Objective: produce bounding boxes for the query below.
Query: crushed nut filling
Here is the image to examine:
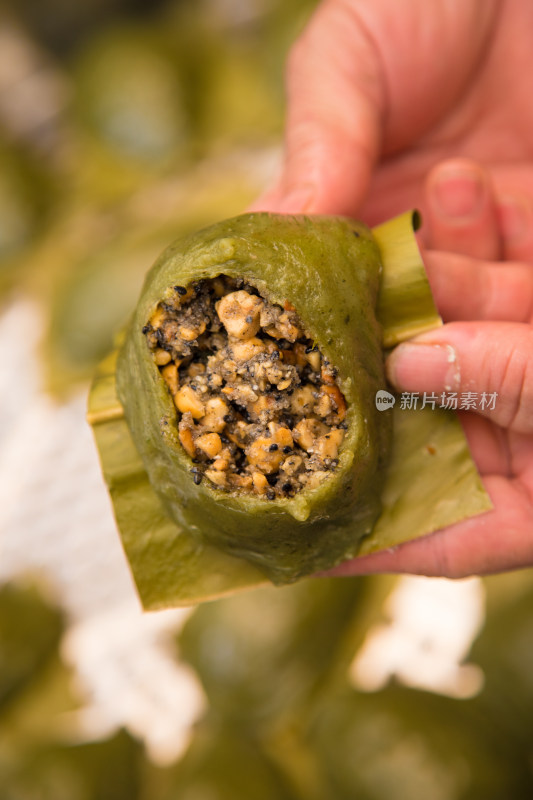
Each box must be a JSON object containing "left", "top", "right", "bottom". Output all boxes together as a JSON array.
[{"left": 143, "top": 276, "right": 347, "bottom": 498}]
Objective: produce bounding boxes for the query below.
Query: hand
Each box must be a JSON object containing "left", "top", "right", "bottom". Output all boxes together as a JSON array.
[
  {"left": 252, "top": 0, "right": 533, "bottom": 231},
  {"left": 252, "top": 0, "right": 533, "bottom": 577},
  {"left": 329, "top": 161, "right": 533, "bottom": 579}
]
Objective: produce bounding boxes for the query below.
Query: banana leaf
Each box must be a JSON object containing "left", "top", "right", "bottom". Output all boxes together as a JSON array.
[{"left": 88, "top": 211, "right": 491, "bottom": 608}]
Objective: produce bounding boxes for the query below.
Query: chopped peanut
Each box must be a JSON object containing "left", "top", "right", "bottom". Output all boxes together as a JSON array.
[
  {"left": 149, "top": 306, "right": 166, "bottom": 329},
  {"left": 252, "top": 471, "right": 268, "bottom": 494},
  {"left": 246, "top": 436, "right": 285, "bottom": 473},
  {"left": 178, "top": 427, "right": 196, "bottom": 459},
  {"left": 216, "top": 291, "right": 263, "bottom": 339},
  {"left": 180, "top": 320, "right": 206, "bottom": 341},
  {"left": 154, "top": 348, "right": 172, "bottom": 366},
  {"left": 227, "top": 421, "right": 249, "bottom": 448},
  {"left": 321, "top": 365, "right": 336, "bottom": 385},
  {"left": 291, "top": 385, "right": 315, "bottom": 415},
  {"left": 267, "top": 423, "right": 294, "bottom": 449},
  {"left": 161, "top": 363, "right": 179, "bottom": 396},
  {"left": 281, "top": 455, "right": 303, "bottom": 475},
  {"left": 315, "top": 428, "right": 345, "bottom": 460},
  {"left": 306, "top": 349, "right": 321, "bottom": 372},
  {"left": 212, "top": 448, "right": 231, "bottom": 471},
  {"left": 200, "top": 397, "right": 229, "bottom": 432},
  {"left": 230, "top": 337, "right": 265, "bottom": 361},
  {"left": 323, "top": 384, "right": 346, "bottom": 419},
  {"left": 223, "top": 384, "right": 258, "bottom": 407},
  {"left": 230, "top": 474, "right": 253, "bottom": 490},
  {"left": 252, "top": 395, "right": 275, "bottom": 416},
  {"left": 175, "top": 385, "right": 205, "bottom": 419},
  {"left": 196, "top": 432, "right": 222, "bottom": 459},
  {"left": 205, "top": 469, "right": 227, "bottom": 488},
  {"left": 293, "top": 418, "right": 328, "bottom": 451},
  {"left": 315, "top": 391, "right": 333, "bottom": 418}
]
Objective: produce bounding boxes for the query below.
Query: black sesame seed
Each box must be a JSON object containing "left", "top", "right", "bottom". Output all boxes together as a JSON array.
[
  {"left": 245, "top": 315, "right": 253, "bottom": 324},
  {"left": 142, "top": 325, "right": 150, "bottom": 334},
  {"left": 305, "top": 345, "right": 313, "bottom": 354},
  {"left": 282, "top": 482, "right": 292, "bottom": 493},
  {"left": 266, "top": 473, "right": 278, "bottom": 486},
  {"left": 190, "top": 468, "right": 203, "bottom": 485},
  {"left": 266, "top": 489, "right": 276, "bottom": 500},
  {"left": 175, "top": 285, "right": 187, "bottom": 295},
  {"left": 283, "top": 446, "right": 292, "bottom": 454},
  {"left": 269, "top": 443, "right": 279, "bottom": 451},
  {"left": 223, "top": 414, "right": 233, "bottom": 423}
]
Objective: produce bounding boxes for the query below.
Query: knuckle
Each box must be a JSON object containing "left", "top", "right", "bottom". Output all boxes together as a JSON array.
[
  {"left": 502, "top": 329, "right": 533, "bottom": 433},
  {"left": 430, "top": 536, "right": 467, "bottom": 580}
]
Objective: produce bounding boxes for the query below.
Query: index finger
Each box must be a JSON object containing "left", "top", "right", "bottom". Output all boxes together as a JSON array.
[{"left": 424, "top": 250, "right": 533, "bottom": 324}]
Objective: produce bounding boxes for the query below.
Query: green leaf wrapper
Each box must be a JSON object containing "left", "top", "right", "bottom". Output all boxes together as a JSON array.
[{"left": 88, "top": 211, "right": 492, "bottom": 608}]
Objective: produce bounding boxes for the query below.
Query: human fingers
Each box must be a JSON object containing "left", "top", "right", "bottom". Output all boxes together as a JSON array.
[
  {"left": 253, "top": 0, "right": 499, "bottom": 217},
  {"left": 386, "top": 321, "right": 533, "bottom": 434},
  {"left": 422, "top": 250, "right": 533, "bottom": 323},
  {"left": 424, "top": 159, "right": 501, "bottom": 260},
  {"left": 457, "top": 411, "right": 508, "bottom": 477},
  {"left": 324, "top": 471, "right": 533, "bottom": 579},
  {"left": 497, "top": 193, "right": 533, "bottom": 263},
  {"left": 471, "top": 164, "right": 533, "bottom": 263},
  {"left": 252, "top": 0, "right": 383, "bottom": 215}
]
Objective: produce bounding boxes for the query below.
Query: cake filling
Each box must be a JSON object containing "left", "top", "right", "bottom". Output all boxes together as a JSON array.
[{"left": 143, "top": 276, "right": 347, "bottom": 498}]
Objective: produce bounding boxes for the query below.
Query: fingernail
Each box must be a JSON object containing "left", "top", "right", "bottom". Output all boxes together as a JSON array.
[
  {"left": 430, "top": 165, "right": 485, "bottom": 220},
  {"left": 386, "top": 342, "right": 460, "bottom": 393},
  {"left": 278, "top": 184, "right": 316, "bottom": 213},
  {"left": 497, "top": 195, "right": 530, "bottom": 243}
]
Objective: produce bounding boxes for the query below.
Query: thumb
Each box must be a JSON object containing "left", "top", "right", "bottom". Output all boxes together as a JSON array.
[
  {"left": 254, "top": 0, "right": 383, "bottom": 216},
  {"left": 386, "top": 322, "right": 533, "bottom": 434}
]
